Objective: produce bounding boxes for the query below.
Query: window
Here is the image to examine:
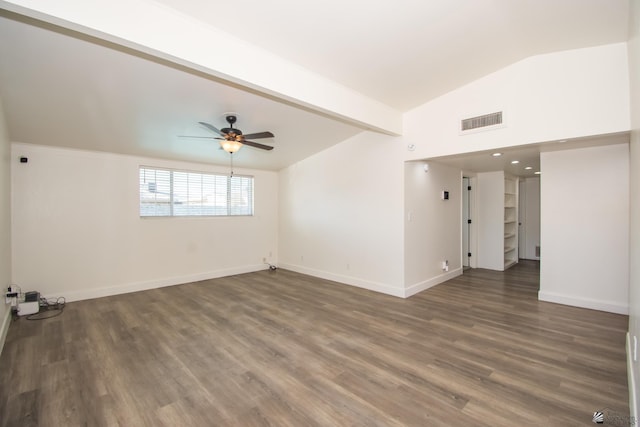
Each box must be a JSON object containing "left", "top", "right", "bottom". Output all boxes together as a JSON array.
[{"left": 139, "top": 167, "right": 254, "bottom": 217}]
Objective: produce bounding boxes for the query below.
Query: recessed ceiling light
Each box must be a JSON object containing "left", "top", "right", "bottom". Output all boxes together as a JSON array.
[
  {"left": 492, "top": 152, "right": 502, "bottom": 157},
  {"left": 558, "top": 139, "right": 567, "bottom": 143},
  {"left": 511, "top": 160, "right": 519, "bottom": 164},
  {"left": 525, "top": 166, "right": 533, "bottom": 170},
  {"left": 534, "top": 171, "right": 541, "bottom": 175}
]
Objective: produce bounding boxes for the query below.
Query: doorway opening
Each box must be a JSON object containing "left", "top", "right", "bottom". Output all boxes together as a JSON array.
[{"left": 518, "top": 177, "right": 541, "bottom": 262}]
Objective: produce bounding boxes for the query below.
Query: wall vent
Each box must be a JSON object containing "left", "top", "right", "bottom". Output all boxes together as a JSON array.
[{"left": 461, "top": 111, "right": 503, "bottom": 132}]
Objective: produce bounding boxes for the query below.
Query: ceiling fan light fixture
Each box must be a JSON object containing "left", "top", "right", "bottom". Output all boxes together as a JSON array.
[{"left": 220, "top": 140, "right": 242, "bottom": 153}]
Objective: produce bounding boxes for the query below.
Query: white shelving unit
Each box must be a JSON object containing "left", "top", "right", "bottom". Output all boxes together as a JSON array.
[
  {"left": 503, "top": 175, "right": 518, "bottom": 269},
  {"left": 477, "top": 171, "right": 519, "bottom": 271}
]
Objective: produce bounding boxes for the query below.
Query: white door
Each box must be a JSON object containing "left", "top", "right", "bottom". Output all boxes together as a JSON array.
[
  {"left": 519, "top": 177, "right": 541, "bottom": 260},
  {"left": 518, "top": 181, "right": 526, "bottom": 258}
]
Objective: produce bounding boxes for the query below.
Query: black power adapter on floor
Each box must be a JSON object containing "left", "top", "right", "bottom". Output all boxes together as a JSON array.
[{"left": 25, "top": 291, "right": 39, "bottom": 302}]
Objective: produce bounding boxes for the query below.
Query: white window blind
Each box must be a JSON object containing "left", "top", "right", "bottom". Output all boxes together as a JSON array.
[{"left": 139, "top": 167, "right": 253, "bottom": 217}]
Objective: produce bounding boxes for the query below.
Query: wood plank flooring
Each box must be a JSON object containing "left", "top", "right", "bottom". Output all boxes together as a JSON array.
[{"left": 0, "top": 261, "right": 629, "bottom": 426}]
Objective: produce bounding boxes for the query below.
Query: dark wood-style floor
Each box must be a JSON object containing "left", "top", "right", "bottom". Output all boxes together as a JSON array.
[{"left": 0, "top": 261, "right": 629, "bottom": 426}]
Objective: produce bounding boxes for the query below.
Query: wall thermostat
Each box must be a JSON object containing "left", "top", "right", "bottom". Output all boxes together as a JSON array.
[{"left": 441, "top": 190, "right": 449, "bottom": 200}]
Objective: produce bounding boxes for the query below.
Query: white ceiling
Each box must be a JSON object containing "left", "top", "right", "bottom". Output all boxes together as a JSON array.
[
  {"left": 0, "top": 0, "right": 631, "bottom": 171},
  {"left": 426, "top": 132, "right": 630, "bottom": 178}
]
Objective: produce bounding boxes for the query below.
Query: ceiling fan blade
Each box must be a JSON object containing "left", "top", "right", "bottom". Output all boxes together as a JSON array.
[
  {"left": 241, "top": 131, "right": 274, "bottom": 140},
  {"left": 198, "top": 121, "right": 225, "bottom": 136},
  {"left": 178, "top": 135, "right": 217, "bottom": 139},
  {"left": 178, "top": 135, "right": 226, "bottom": 141},
  {"left": 242, "top": 140, "right": 274, "bottom": 151}
]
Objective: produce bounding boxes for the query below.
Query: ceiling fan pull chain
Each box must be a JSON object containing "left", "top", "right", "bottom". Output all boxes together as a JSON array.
[{"left": 230, "top": 152, "right": 234, "bottom": 177}]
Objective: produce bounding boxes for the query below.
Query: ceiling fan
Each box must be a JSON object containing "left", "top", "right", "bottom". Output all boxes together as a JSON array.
[{"left": 196, "top": 114, "right": 274, "bottom": 153}]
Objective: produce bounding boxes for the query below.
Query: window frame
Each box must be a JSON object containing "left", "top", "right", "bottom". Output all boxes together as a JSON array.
[{"left": 139, "top": 166, "right": 254, "bottom": 218}]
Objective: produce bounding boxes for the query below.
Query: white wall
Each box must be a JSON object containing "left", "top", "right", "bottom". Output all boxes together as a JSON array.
[
  {"left": 476, "top": 171, "right": 506, "bottom": 271},
  {"left": 276, "top": 44, "right": 632, "bottom": 302},
  {"left": 278, "top": 131, "right": 405, "bottom": 297},
  {"left": 0, "top": 98, "right": 11, "bottom": 353},
  {"left": 539, "top": 143, "right": 629, "bottom": 314},
  {"left": 11, "top": 143, "right": 278, "bottom": 301},
  {"left": 627, "top": 0, "right": 640, "bottom": 419},
  {"left": 403, "top": 43, "right": 630, "bottom": 160},
  {"left": 520, "top": 177, "right": 541, "bottom": 260},
  {"left": 404, "top": 161, "right": 461, "bottom": 296}
]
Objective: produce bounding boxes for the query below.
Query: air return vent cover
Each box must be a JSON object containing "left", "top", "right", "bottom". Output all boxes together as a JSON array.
[{"left": 461, "top": 111, "right": 503, "bottom": 132}]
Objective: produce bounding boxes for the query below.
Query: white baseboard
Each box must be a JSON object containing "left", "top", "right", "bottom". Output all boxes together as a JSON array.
[
  {"left": 278, "top": 263, "right": 405, "bottom": 298},
  {"left": 44, "top": 264, "right": 269, "bottom": 303},
  {"left": 405, "top": 268, "right": 462, "bottom": 298},
  {"left": 538, "top": 290, "right": 629, "bottom": 315},
  {"left": 277, "top": 264, "right": 462, "bottom": 299},
  {"left": 38, "top": 262, "right": 458, "bottom": 306},
  {"left": 627, "top": 332, "right": 639, "bottom": 426},
  {"left": 0, "top": 307, "right": 11, "bottom": 357}
]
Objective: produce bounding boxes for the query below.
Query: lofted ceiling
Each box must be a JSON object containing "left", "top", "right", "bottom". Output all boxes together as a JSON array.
[
  {"left": 155, "top": 0, "right": 630, "bottom": 111},
  {"left": 0, "top": 11, "right": 363, "bottom": 171},
  {"left": 0, "top": 0, "right": 631, "bottom": 171}
]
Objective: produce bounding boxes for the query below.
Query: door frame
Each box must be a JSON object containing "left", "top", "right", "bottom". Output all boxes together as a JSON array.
[{"left": 462, "top": 173, "right": 478, "bottom": 269}]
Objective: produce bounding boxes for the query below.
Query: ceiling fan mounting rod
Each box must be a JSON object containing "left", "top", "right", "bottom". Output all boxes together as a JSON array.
[{"left": 226, "top": 115, "right": 237, "bottom": 128}]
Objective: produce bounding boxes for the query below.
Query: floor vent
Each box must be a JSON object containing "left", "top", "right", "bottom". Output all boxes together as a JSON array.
[{"left": 461, "top": 111, "right": 503, "bottom": 132}]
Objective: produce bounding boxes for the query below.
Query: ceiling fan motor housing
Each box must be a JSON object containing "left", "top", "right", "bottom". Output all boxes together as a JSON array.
[{"left": 221, "top": 127, "right": 242, "bottom": 136}]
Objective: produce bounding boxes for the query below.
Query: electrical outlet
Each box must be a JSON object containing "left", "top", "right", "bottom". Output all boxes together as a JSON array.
[
  {"left": 262, "top": 257, "right": 267, "bottom": 263},
  {"left": 5, "top": 290, "right": 18, "bottom": 304},
  {"left": 6, "top": 285, "right": 21, "bottom": 305}
]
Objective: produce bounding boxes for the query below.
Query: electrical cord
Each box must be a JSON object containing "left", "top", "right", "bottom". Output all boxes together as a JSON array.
[{"left": 26, "top": 297, "right": 66, "bottom": 320}]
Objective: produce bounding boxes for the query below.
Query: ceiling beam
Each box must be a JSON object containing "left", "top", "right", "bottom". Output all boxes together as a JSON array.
[{"left": 0, "top": 0, "right": 403, "bottom": 135}]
